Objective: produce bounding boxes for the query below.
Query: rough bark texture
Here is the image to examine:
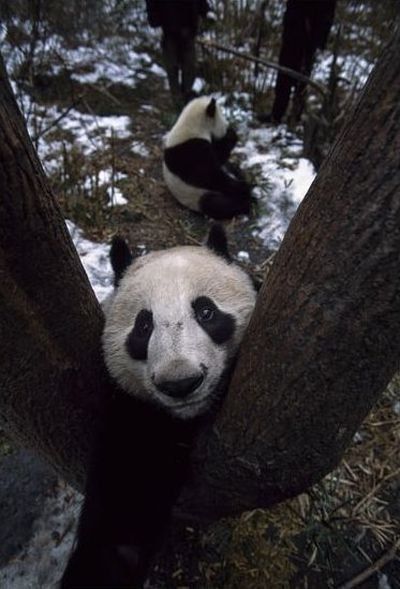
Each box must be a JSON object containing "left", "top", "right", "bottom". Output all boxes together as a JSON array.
[
  {"left": 0, "top": 55, "right": 115, "bottom": 486},
  {"left": 1, "top": 25, "right": 400, "bottom": 522},
  {"left": 177, "top": 25, "right": 400, "bottom": 519}
]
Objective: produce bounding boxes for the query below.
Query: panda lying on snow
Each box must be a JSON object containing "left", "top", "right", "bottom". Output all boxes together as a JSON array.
[
  {"left": 163, "top": 96, "right": 252, "bottom": 220},
  {"left": 61, "top": 225, "right": 256, "bottom": 588}
]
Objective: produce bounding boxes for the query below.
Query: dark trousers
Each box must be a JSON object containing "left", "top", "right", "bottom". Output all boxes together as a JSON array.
[
  {"left": 270, "top": 0, "right": 336, "bottom": 123},
  {"left": 272, "top": 38, "right": 317, "bottom": 122},
  {"left": 161, "top": 27, "right": 196, "bottom": 107}
]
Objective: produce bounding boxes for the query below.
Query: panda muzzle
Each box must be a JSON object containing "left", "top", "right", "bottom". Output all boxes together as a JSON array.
[{"left": 155, "top": 374, "right": 204, "bottom": 398}]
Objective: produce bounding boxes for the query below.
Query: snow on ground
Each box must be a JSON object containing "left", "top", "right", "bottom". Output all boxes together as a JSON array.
[
  {"left": 27, "top": 103, "right": 134, "bottom": 203},
  {"left": 57, "top": 110, "right": 131, "bottom": 154},
  {"left": 106, "top": 185, "right": 128, "bottom": 207},
  {"left": 379, "top": 573, "right": 393, "bottom": 589},
  {"left": 314, "top": 51, "right": 374, "bottom": 91},
  {"left": 2, "top": 20, "right": 160, "bottom": 203},
  {"left": 237, "top": 125, "right": 316, "bottom": 250},
  {"left": 66, "top": 220, "right": 113, "bottom": 302},
  {"left": 67, "top": 41, "right": 153, "bottom": 85},
  {"left": 2, "top": 14, "right": 319, "bottom": 253},
  {"left": 0, "top": 483, "right": 81, "bottom": 589},
  {"left": 132, "top": 140, "right": 150, "bottom": 157},
  {"left": 81, "top": 169, "right": 129, "bottom": 207},
  {"left": 219, "top": 92, "right": 316, "bottom": 251}
]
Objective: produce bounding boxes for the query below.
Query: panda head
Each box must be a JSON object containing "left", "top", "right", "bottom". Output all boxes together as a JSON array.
[
  {"left": 102, "top": 226, "right": 256, "bottom": 419},
  {"left": 165, "top": 96, "right": 229, "bottom": 146}
]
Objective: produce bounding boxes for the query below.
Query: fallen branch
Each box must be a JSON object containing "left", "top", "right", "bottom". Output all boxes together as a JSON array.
[
  {"left": 197, "top": 38, "right": 327, "bottom": 97},
  {"left": 336, "top": 538, "right": 400, "bottom": 589}
]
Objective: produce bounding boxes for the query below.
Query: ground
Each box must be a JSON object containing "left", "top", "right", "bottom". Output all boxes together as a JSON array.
[{"left": 0, "top": 2, "right": 399, "bottom": 588}]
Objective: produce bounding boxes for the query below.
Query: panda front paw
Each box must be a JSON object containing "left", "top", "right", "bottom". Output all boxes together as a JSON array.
[
  {"left": 228, "top": 183, "right": 251, "bottom": 202},
  {"left": 224, "top": 126, "right": 238, "bottom": 150}
]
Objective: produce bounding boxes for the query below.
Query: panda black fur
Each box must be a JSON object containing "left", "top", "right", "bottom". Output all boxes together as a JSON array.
[
  {"left": 163, "top": 96, "right": 252, "bottom": 220},
  {"left": 61, "top": 225, "right": 256, "bottom": 588}
]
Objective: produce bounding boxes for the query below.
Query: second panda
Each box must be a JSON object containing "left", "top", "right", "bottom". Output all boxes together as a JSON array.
[{"left": 163, "top": 96, "right": 252, "bottom": 220}]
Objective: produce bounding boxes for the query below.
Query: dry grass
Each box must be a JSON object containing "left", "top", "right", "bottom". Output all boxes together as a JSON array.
[{"left": 191, "top": 375, "right": 400, "bottom": 588}]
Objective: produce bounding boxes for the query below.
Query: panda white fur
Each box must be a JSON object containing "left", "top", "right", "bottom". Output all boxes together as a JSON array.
[
  {"left": 61, "top": 225, "right": 256, "bottom": 589},
  {"left": 163, "top": 96, "right": 252, "bottom": 220}
]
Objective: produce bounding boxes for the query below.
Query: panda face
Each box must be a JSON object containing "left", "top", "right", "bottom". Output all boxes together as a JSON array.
[{"left": 102, "top": 246, "right": 256, "bottom": 419}]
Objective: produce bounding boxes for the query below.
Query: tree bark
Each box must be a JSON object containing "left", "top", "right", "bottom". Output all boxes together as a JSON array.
[
  {"left": 177, "top": 24, "right": 400, "bottom": 520},
  {"left": 0, "top": 55, "right": 115, "bottom": 487},
  {"left": 1, "top": 24, "right": 400, "bottom": 522}
]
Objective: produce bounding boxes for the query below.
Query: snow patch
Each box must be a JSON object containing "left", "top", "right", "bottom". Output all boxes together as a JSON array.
[
  {"left": 0, "top": 483, "right": 82, "bottom": 589},
  {"left": 59, "top": 111, "right": 131, "bottom": 155},
  {"left": 106, "top": 186, "right": 128, "bottom": 207},
  {"left": 237, "top": 126, "right": 316, "bottom": 250},
  {"left": 66, "top": 220, "right": 113, "bottom": 302},
  {"left": 379, "top": 573, "right": 392, "bottom": 589},
  {"left": 132, "top": 141, "right": 150, "bottom": 157},
  {"left": 193, "top": 77, "right": 205, "bottom": 93},
  {"left": 237, "top": 251, "right": 250, "bottom": 262},
  {"left": 149, "top": 62, "right": 166, "bottom": 77}
]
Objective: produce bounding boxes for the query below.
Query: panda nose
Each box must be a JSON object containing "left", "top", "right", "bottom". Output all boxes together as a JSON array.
[{"left": 156, "top": 374, "right": 204, "bottom": 398}]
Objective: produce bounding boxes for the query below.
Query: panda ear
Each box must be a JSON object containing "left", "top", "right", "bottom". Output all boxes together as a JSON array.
[
  {"left": 206, "top": 97, "right": 216, "bottom": 118},
  {"left": 110, "top": 236, "right": 133, "bottom": 287},
  {"left": 206, "top": 224, "right": 231, "bottom": 261}
]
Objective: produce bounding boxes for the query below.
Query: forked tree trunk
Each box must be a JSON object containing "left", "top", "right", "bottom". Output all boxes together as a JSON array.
[{"left": 1, "top": 25, "right": 400, "bottom": 522}]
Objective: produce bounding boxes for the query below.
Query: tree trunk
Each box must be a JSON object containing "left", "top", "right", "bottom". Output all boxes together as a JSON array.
[
  {"left": 178, "top": 24, "right": 400, "bottom": 520},
  {"left": 0, "top": 55, "right": 116, "bottom": 487},
  {"left": 1, "top": 25, "right": 400, "bottom": 522}
]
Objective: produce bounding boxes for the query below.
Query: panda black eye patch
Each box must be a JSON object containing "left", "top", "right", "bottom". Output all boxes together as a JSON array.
[
  {"left": 192, "top": 296, "right": 235, "bottom": 345},
  {"left": 125, "top": 309, "right": 153, "bottom": 361}
]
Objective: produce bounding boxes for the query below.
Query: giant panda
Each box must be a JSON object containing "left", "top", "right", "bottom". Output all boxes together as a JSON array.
[
  {"left": 163, "top": 96, "right": 252, "bottom": 220},
  {"left": 61, "top": 225, "right": 256, "bottom": 588}
]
